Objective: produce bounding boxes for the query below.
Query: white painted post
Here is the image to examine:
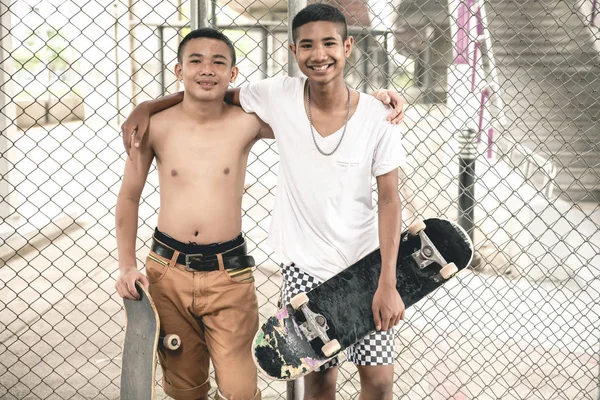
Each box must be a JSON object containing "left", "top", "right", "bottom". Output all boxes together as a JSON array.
[
  {"left": 0, "top": 2, "right": 17, "bottom": 220},
  {"left": 287, "top": 3, "right": 307, "bottom": 396},
  {"left": 191, "top": 0, "right": 211, "bottom": 29}
]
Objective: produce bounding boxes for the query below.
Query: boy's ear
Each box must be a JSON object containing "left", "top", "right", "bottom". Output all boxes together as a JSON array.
[
  {"left": 344, "top": 36, "right": 354, "bottom": 58},
  {"left": 175, "top": 63, "right": 183, "bottom": 82},
  {"left": 230, "top": 65, "right": 239, "bottom": 83},
  {"left": 289, "top": 43, "right": 298, "bottom": 61}
]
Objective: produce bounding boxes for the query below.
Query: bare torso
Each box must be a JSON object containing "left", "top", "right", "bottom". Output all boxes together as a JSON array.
[{"left": 148, "top": 103, "right": 261, "bottom": 244}]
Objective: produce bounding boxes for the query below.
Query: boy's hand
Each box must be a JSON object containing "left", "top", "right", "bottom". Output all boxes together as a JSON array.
[
  {"left": 372, "top": 284, "right": 405, "bottom": 331},
  {"left": 372, "top": 89, "right": 406, "bottom": 125},
  {"left": 115, "top": 267, "right": 150, "bottom": 300},
  {"left": 121, "top": 103, "right": 151, "bottom": 160}
]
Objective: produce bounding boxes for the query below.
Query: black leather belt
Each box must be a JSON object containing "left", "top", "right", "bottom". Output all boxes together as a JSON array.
[{"left": 151, "top": 239, "right": 255, "bottom": 271}]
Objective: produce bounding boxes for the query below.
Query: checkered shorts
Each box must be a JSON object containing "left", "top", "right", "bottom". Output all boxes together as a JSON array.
[{"left": 280, "top": 263, "right": 396, "bottom": 370}]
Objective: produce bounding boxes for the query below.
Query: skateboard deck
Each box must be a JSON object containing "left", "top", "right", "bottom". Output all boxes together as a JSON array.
[
  {"left": 253, "top": 218, "right": 473, "bottom": 380},
  {"left": 120, "top": 282, "right": 180, "bottom": 399}
]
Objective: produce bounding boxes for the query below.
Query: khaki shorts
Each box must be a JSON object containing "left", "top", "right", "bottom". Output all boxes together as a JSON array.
[{"left": 145, "top": 243, "right": 260, "bottom": 400}]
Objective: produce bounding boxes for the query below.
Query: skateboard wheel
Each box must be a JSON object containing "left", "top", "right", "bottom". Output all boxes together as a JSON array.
[
  {"left": 163, "top": 334, "right": 181, "bottom": 350},
  {"left": 290, "top": 292, "right": 309, "bottom": 310},
  {"left": 440, "top": 263, "right": 458, "bottom": 279},
  {"left": 322, "top": 339, "right": 341, "bottom": 357},
  {"left": 407, "top": 220, "right": 426, "bottom": 236}
]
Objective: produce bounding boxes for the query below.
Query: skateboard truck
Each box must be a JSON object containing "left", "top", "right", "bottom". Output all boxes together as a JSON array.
[
  {"left": 290, "top": 293, "right": 342, "bottom": 357},
  {"left": 407, "top": 220, "right": 458, "bottom": 279}
]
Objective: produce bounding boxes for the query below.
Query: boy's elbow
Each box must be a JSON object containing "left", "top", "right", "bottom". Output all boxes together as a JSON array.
[{"left": 116, "top": 190, "right": 142, "bottom": 209}]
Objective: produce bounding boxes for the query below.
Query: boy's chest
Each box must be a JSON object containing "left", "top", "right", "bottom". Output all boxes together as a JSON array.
[
  {"left": 152, "top": 125, "right": 251, "bottom": 167},
  {"left": 306, "top": 108, "right": 352, "bottom": 138},
  {"left": 275, "top": 106, "right": 374, "bottom": 159}
]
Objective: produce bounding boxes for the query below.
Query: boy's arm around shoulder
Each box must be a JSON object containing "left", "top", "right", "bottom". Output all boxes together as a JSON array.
[
  {"left": 369, "top": 88, "right": 406, "bottom": 125},
  {"left": 122, "top": 92, "right": 184, "bottom": 158},
  {"left": 114, "top": 123, "right": 156, "bottom": 300},
  {"left": 229, "top": 104, "right": 274, "bottom": 141}
]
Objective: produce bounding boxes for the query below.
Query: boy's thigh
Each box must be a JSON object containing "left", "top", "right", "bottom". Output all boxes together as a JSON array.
[
  {"left": 203, "top": 270, "right": 260, "bottom": 398},
  {"left": 147, "top": 255, "right": 212, "bottom": 399},
  {"left": 156, "top": 323, "right": 211, "bottom": 400}
]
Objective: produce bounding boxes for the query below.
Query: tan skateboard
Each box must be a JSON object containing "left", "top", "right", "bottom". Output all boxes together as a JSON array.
[{"left": 120, "top": 282, "right": 180, "bottom": 399}]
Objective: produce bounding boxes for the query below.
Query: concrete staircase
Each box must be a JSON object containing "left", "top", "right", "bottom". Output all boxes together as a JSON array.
[
  {"left": 394, "top": 0, "right": 600, "bottom": 202},
  {"left": 487, "top": 0, "right": 600, "bottom": 202}
]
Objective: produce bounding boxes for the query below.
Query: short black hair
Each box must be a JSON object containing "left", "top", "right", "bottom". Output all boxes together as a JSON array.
[
  {"left": 177, "top": 28, "right": 236, "bottom": 66},
  {"left": 291, "top": 4, "right": 348, "bottom": 43}
]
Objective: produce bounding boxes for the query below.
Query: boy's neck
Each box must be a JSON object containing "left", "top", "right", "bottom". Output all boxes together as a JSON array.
[
  {"left": 306, "top": 77, "right": 349, "bottom": 111},
  {"left": 181, "top": 96, "right": 226, "bottom": 122}
]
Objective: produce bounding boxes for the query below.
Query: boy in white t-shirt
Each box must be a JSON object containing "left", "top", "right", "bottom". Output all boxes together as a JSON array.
[
  {"left": 236, "top": 5, "right": 405, "bottom": 398},
  {"left": 121, "top": 5, "right": 405, "bottom": 397}
]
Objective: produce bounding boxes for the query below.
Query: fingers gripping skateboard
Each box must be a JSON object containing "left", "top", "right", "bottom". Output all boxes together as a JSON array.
[
  {"left": 407, "top": 220, "right": 459, "bottom": 279},
  {"left": 290, "top": 293, "right": 341, "bottom": 358}
]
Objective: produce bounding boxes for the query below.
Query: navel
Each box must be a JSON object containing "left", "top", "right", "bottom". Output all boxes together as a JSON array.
[
  {"left": 194, "top": 231, "right": 199, "bottom": 236},
  {"left": 223, "top": 167, "right": 230, "bottom": 175},
  {"left": 171, "top": 169, "right": 178, "bottom": 177}
]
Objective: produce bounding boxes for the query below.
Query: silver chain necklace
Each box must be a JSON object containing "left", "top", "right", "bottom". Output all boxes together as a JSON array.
[{"left": 307, "top": 84, "right": 351, "bottom": 156}]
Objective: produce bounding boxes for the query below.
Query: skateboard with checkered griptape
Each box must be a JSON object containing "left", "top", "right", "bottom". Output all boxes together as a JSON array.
[
  {"left": 252, "top": 218, "right": 474, "bottom": 381},
  {"left": 120, "top": 282, "right": 181, "bottom": 399}
]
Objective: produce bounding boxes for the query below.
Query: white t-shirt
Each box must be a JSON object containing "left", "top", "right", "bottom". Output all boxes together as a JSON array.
[{"left": 240, "top": 76, "right": 405, "bottom": 281}]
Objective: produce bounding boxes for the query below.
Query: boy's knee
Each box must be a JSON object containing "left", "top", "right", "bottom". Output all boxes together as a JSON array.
[
  {"left": 305, "top": 373, "right": 337, "bottom": 400},
  {"left": 215, "top": 388, "right": 260, "bottom": 400},
  {"left": 358, "top": 365, "right": 394, "bottom": 398},
  {"left": 362, "top": 374, "right": 393, "bottom": 398},
  {"left": 306, "top": 384, "right": 336, "bottom": 400}
]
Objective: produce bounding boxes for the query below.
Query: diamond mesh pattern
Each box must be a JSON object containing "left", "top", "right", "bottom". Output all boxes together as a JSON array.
[{"left": 1, "top": 0, "right": 599, "bottom": 398}]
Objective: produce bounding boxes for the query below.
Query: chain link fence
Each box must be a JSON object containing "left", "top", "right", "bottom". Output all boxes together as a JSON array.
[{"left": 1, "top": 0, "right": 599, "bottom": 398}]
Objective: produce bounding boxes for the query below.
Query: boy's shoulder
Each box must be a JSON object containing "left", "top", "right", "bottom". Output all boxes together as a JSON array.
[
  {"left": 358, "top": 92, "right": 393, "bottom": 119},
  {"left": 253, "top": 74, "right": 303, "bottom": 91},
  {"left": 357, "top": 92, "right": 396, "bottom": 129},
  {"left": 151, "top": 104, "right": 179, "bottom": 122},
  {"left": 224, "top": 102, "right": 261, "bottom": 122},
  {"left": 148, "top": 105, "right": 179, "bottom": 132}
]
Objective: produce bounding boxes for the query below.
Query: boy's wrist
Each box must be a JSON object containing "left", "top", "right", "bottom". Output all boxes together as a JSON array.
[
  {"left": 139, "top": 100, "right": 153, "bottom": 114},
  {"left": 119, "top": 264, "right": 138, "bottom": 273},
  {"left": 378, "top": 271, "right": 396, "bottom": 287}
]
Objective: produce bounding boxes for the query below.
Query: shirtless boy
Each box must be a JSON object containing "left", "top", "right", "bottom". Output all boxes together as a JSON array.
[{"left": 114, "top": 28, "right": 272, "bottom": 400}]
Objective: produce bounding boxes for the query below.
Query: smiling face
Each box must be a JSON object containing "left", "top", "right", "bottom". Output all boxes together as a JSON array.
[
  {"left": 290, "top": 21, "right": 353, "bottom": 86},
  {"left": 175, "top": 37, "right": 238, "bottom": 102}
]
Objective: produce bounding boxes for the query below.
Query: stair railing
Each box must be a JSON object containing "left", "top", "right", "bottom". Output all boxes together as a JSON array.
[{"left": 469, "top": 0, "right": 557, "bottom": 198}]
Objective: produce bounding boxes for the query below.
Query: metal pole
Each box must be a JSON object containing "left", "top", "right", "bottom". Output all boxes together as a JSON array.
[
  {"left": 287, "top": 2, "right": 307, "bottom": 396},
  {"left": 261, "top": 26, "right": 269, "bottom": 79},
  {"left": 158, "top": 26, "right": 165, "bottom": 95},
  {"left": 383, "top": 32, "right": 391, "bottom": 89},
  {"left": 361, "top": 35, "right": 370, "bottom": 92},
  {"left": 458, "top": 128, "right": 477, "bottom": 240},
  {"left": 0, "top": 0, "right": 15, "bottom": 219},
  {"left": 423, "top": 25, "right": 435, "bottom": 104},
  {"left": 190, "top": 0, "right": 211, "bottom": 29},
  {"left": 211, "top": 0, "right": 217, "bottom": 25},
  {"left": 287, "top": 0, "right": 306, "bottom": 78}
]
